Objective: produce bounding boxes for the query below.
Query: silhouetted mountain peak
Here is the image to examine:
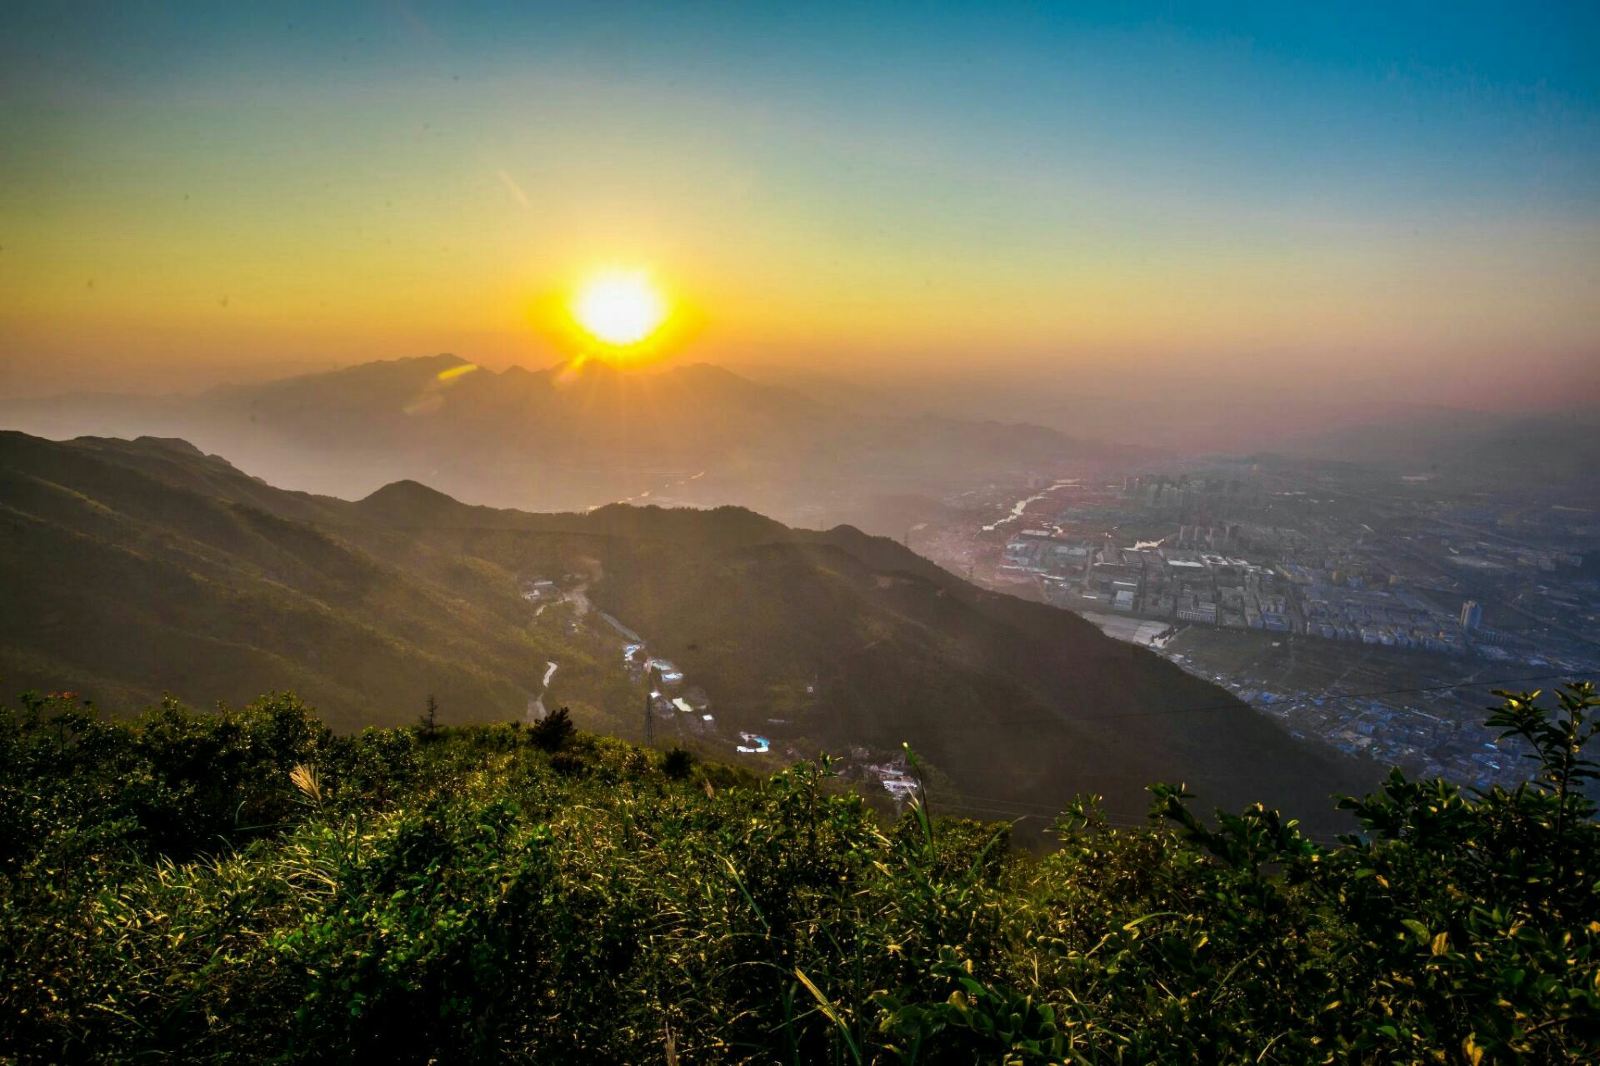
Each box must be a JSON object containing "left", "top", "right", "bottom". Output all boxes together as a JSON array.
[
  {"left": 584, "top": 501, "right": 790, "bottom": 545},
  {"left": 215, "top": 353, "right": 476, "bottom": 408},
  {"left": 129, "top": 435, "right": 208, "bottom": 458},
  {"left": 0, "top": 354, "right": 1124, "bottom": 518},
  {"left": 358, "top": 478, "right": 465, "bottom": 514}
]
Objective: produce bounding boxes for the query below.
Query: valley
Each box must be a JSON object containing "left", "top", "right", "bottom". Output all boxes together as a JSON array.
[
  {"left": 906, "top": 455, "right": 1600, "bottom": 794},
  {"left": 0, "top": 430, "right": 1373, "bottom": 832}
]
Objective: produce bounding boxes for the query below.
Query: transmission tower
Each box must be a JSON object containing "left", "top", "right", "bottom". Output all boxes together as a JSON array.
[{"left": 643, "top": 663, "right": 657, "bottom": 747}]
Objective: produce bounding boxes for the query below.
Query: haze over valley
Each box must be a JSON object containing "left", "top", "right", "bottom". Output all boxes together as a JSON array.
[{"left": 0, "top": 354, "right": 1130, "bottom": 529}]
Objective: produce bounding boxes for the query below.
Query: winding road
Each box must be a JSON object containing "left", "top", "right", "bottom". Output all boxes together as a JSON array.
[{"left": 527, "top": 660, "right": 560, "bottom": 723}]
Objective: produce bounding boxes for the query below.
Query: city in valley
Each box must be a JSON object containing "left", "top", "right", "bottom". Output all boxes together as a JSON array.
[{"left": 907, "top": 457, "right": 1600, "bottom": 790}]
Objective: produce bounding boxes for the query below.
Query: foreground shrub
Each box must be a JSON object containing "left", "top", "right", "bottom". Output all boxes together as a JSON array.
[{"left": 0, "top": 684, "right": 1595, "bottom": 1063}]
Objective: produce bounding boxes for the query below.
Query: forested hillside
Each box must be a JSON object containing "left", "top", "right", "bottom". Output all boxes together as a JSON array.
[
  {"left": 0, "top": 432, "right": 623, "bottom": 730},
  {"left": 1, "top": 685, "right": 1595, "bottom": 1063},
  {"left": 0, "top": 431, "right": 1371, "bottom": 827}
]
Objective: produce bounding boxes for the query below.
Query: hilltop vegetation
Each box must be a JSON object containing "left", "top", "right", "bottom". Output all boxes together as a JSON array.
[{"left": 2, "top": 684, "right": 1596, "bottom": 1063}]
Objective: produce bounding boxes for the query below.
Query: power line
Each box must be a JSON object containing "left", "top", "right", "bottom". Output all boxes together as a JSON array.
[
  {"left": 928, "top": 790, "right": 1346, "bottom": 844},
  {"left": 643, "top": 662, "right": 657, "bottom": 748},
  {"left": 968, "top": 671, "right": 1581, "bottom": 730},
  {"left": 939, "top": 788, "right": 1139, "bottom": 813},
  {"left": 926, "top": 795, "right": 1344, "bottom": 845},
  {"left": 934, "top": 799, "right": 1145, "bottom": 829},
  {"left": 867, "top": 672, "right": 1593, "bottom": 841}
]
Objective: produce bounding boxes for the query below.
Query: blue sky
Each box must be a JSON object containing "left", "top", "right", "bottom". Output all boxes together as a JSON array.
[{"left": 2, "top": 2, "right": 1596, "bottom": 404}]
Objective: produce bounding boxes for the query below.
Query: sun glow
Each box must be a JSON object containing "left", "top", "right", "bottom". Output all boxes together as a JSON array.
[{"left": 571, "top": 270, "right": 668, "bottom": 348}]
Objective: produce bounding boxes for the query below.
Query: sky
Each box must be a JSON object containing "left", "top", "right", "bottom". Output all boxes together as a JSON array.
[{"left": 2, "top": 1, "right": 1597, "bottom": 409}]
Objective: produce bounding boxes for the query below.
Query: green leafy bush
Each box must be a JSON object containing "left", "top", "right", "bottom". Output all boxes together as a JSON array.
[
  {"left": 1, "top": 684, "right": 1595, "bottom": 1063},
  {"left": 662, "top": 746, "right": 695, "bottom": 780},
  {"left": 527, "top": 705, "right": 574, "bottom": 753}
]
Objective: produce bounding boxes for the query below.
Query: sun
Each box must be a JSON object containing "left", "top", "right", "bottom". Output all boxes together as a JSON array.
[{"left": 571, "top": 269, "right": 668, "bottom": 348}]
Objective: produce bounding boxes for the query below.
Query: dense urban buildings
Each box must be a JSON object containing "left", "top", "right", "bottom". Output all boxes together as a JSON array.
[{"left": 912, "top": 457, "right": 1600, "bottom": 791}]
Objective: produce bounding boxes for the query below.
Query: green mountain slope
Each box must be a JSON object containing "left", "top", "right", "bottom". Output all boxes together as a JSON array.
[
  {"left": 0, "top": 430, "right": 1372, "bottom": 824},
  {"left": 0, "top": 432, "right": 621, "bottom": 732}
]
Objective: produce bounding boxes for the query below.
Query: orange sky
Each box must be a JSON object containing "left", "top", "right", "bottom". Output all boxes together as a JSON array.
[{"left": 2, "top": 4, "right": 1597, "bottom": 411}]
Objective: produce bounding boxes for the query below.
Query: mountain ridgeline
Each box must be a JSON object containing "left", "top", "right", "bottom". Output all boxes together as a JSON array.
[
  {"left": 0, "top": 355, "right": 1124, "bottom": 528},
  {"left": 0, "top": 430, "right": 1370, "bottom": 828}
]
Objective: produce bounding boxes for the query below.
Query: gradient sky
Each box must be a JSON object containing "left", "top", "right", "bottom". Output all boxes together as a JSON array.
[{"left": 2, "top": 2, "right": 1597, "bottom": 407}]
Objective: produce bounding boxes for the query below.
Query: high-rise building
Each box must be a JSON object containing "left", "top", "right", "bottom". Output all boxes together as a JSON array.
[{"left": 1459, "top": 600, "right": 1483, "bottom": 631}]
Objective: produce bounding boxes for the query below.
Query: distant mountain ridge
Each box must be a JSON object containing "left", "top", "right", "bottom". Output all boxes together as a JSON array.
[
  {"left": 0, "top": 430, "right": 1370, "bottom": 828},
  {"left": 1271, "top": 405, "right": 1600, "bottom": 489},
  {"left": 0, "top": 355, "right": 1120, "bottom": 526}
]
